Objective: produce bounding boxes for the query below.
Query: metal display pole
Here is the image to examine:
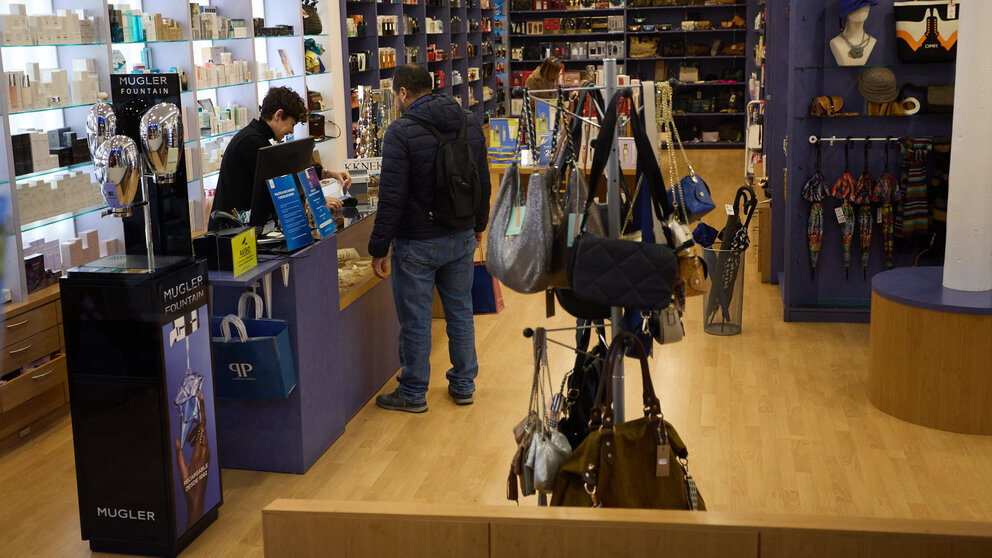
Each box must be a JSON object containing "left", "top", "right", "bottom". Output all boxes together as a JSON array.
[{"left": 603, "top": 58, "right": 625, "bottom": 423}]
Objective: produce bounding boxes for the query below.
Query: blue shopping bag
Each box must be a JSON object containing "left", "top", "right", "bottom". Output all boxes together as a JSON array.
[
  {"left": 211, "top": 293, "right": 296, "bottom": 399},
  {"left": 472, "top": 246, "right": 504, "bottom": 315}
]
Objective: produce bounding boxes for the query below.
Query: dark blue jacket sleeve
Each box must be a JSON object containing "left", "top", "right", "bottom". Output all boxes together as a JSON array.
[
  {"left": 368, "top": 123, "right": 410, "bottom": 257},
  {"left": 472, "top": 116, "right": 492, "bottom": 233}
]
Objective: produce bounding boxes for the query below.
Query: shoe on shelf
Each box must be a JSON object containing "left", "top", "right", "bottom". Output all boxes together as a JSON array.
[
  {"left": 375, "top": 389, "right": 427, "bottom": 413},
  {"left": 448, "top": 387, "right": 474, "bottom": 406}
]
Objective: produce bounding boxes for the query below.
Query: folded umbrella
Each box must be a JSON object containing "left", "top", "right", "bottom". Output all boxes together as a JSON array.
[
  {"left": 705, "top": 185, "right": 757, "bottom": 329},
  {"left": 830, "top": 139, "right": 857, "bottom": 280},
  {"left": 854, "top": 140, "right": 875, "bottom": 280},
  {"left": 872, "top": 138, "right": 898, "bottom": 269},
  {"left": 800, "top": 141, "right": 827, "bottom": 278}
]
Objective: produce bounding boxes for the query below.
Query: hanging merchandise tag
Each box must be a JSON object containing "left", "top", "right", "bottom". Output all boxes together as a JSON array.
[
  {"left": 948, "top": 2, "right": 957, "bottom": 19},
  {"left": 877, "top": 207, "right": 882, "bottom": 224},
  {"left": 835, "top": 207, "right": 846, "bottom": 224},
  {"left": 520, "top": 148, "right": 533, "bottom": 167},
  {"left": 725, "top": 204, "right": 735, "bottom": 216},
  {"left": 656, "top": 443, "right": 671, "bottom": 477},
  {"left": 506, "top": 206, "right": 526, "bottom": 236},
  {"left": 566, "top": 213, "right": 582, "bottom": 247}
]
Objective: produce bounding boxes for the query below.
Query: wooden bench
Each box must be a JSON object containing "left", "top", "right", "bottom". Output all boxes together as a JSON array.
[{"left": 262, "top": 500, "right": 992, "bottom": 558}]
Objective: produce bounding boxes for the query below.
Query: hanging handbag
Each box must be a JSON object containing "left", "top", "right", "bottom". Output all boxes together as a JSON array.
[
  {"left": 302, "top": 0, "right": 323, "bottom": 35},
  {"left": 528, "top": 329, "right": 572, "bottom": 492},
  {"left": 894, "top": 1, "right": 959, "bottom": 63},
  {"left": 655, "top": 86, "right": 714, "bottom": 224},
  {"left": 567, "top": 90, "right": 678, "bottom": 312},
  {"left": 551, "top": 332, "right": 704, "bottom": 510},
  {"left": 556, "top": 322, "right": 608, "bottom": 448},
  {"left": 487, "top": 90, "right": 555, "bottom": 294}
]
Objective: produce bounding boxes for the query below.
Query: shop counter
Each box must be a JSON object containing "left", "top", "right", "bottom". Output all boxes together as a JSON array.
[{"left": 208, "top": 207, "right": 400, "bottom": 473}]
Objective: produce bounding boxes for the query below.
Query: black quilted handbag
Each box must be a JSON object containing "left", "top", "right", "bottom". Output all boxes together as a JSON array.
[
  {"left": 556, "top": 322, "right": 607, "bottom": 448},
  {"left": 567, "top": 90, "right": 677, "bottom": 311}
]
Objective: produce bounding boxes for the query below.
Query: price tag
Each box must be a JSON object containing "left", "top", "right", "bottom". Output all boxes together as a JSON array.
[
  {"left": 725, "top": 204, "right": 735, "bottom": 216},
  {"left": 876, "top": 208, "right": 883, "bottom": 224},
  {"left": 948, "top": 2, "right": 957, "bottom": 19},
  {"left": 506, "top": 206, "right": 526, "bottom": 236},
  {"left": 835, "top": 207, "right": 846, "bottom": 224},
  {"left": 566, "top": 213, "right": 582, "bottom": 247}
]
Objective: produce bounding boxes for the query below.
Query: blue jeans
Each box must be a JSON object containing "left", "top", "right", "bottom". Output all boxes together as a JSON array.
[{"left": 390, "top": 230, "right": 479, "bottom": 404}]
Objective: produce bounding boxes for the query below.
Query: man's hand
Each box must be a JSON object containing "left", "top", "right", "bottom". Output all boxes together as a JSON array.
[
  {"left": 325, "top": 196, "right": 344, "bottom": 210},
  {"left": 475, "top": 232, "right": 483, "bottom": 245},
  {"left": 322, "top": 169, "right": 353, "bottom": 192},
  {"left": 372, "top": 256, "right": 389, "bottom": 279}
]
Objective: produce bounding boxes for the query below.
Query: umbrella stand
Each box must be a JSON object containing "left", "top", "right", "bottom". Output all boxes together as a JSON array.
[{"left": 702, "top": 186, "right": 757, "bottom": 336}]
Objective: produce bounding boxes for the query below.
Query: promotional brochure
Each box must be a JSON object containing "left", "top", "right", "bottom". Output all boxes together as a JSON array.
[
  {"left": 297, "top": 167, "right": 337, "bottom": 238},
  {"left": 266, "top": 174, "right": 313, "bottom": 251}
]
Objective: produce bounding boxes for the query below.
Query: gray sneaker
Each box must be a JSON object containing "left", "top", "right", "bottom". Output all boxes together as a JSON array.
[
  {"left": 375, "top": 389, "right": 427, "bottom": 413},
  {"left": 448, "top": 387, "right": 474, "bottom": 406}
]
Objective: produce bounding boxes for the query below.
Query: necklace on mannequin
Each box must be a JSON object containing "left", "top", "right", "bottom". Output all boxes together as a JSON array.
[{"left": 842, "top": 29, "right": 870, "bottom": 59}]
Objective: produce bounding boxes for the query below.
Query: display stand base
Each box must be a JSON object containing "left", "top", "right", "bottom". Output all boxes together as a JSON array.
[
  {"left": 89, "top": 509, "right": 218, "bottom": 558},
  {"left": 869, "top": 267, "right": 992, "bottom": 435}
]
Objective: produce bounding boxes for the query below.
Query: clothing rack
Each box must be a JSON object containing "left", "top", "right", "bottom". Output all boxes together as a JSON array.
[{"left": 522, "top": 325, "right": 610, "bottom": 364}]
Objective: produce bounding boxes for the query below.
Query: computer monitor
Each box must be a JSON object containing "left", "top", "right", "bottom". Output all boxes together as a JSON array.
[{"left": 248, "top": 137, "right": 316, "bottom": 227}]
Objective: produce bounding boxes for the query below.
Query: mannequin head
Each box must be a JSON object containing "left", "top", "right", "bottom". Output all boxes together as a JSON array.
[{"left": 847, "top": 6, "right": 871, "bottom": 25}]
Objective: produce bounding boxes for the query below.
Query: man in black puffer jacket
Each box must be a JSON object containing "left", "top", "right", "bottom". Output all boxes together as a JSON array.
[{"left": 370, "top": 65, "right": 492, "bottom": 413}]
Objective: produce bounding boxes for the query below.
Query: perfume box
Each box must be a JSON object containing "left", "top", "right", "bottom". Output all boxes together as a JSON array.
[{"left": 25, "top": 254, "right": 45, "bottom": 293}]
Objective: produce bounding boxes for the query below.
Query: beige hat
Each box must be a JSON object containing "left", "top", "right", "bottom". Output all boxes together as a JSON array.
[{"left": 858, "top": 67, "right": 898, "bottom": 103}]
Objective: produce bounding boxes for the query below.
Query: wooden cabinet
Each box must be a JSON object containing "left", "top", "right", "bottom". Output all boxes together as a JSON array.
[{"left": 0, "top": 286, "right": 67, "bottom": 440}]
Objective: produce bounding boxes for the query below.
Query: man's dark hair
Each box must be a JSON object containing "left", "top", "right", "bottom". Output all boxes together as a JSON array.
[
  {"left": 260, "top": 86, "right": 308, "bottom": 122},
  {"left": 392, "top": 65, "right": 433, "bottom": 96}
]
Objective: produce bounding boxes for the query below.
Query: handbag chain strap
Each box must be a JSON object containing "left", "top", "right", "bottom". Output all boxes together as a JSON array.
[{"left": 658, "top": 83, "right": 693, "bottom": 224}]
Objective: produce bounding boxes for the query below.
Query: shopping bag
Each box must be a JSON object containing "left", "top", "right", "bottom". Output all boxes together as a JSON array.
[
  {"left": 472, "top": 246, "right": 505, "bottom": 315},
  {"left": 211, "top": 293, "right": 297, "bottom": 399}
]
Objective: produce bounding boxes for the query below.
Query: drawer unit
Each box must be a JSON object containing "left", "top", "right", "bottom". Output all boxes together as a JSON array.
[
  {"left": 2, "top": 326, "right": 61, "bottom": 376},
  {"left": 3, "top": 302, "right": 58, "bottom": 347},
  {"left": 0, "top": 354, "right": 67, "bottom": 413}
]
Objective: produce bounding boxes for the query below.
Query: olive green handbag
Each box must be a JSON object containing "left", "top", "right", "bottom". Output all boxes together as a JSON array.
[{"left": 550, "top": 332, "right": 704, "bottom": 510}]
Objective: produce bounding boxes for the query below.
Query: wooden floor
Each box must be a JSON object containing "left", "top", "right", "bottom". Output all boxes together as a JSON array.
[{"left": 3, "top": 249, "right": 992, "bottom": 557}]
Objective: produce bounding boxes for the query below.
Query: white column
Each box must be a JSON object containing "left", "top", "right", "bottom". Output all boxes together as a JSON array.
[{"left": 943, "top": 0, "right": 992, "bottom": 292}]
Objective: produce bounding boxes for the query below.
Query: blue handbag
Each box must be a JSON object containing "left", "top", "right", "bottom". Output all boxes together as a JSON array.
[
  {"left": 211, "top": 293, "right": 297, "bottom": 399},
  {"left": 667, "top": 174, "right": 715, "bottom": 223}
]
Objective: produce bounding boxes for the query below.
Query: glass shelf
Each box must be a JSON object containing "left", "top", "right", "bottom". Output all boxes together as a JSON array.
[
  {"left": 627, "top": 2, "right": 746, "bottom": 9},
  {"left": 257, "top": 75, "right": 303, "bottom": 83},
  {"left": 305, "top": 34, "right": 329, "bottom": 38},
  {"left": 306, "top": 71, "right": 331, "bottom": 77},
  {"left": 2, "top": 41, "right": 107, "bottom": 48},
  {"left": 193, "top": 36, "right": 252, "bottom": 42},
  {"left": 256, "top": 34, "right": 301, "bottom": 39},
  {"left": 21, "top": 204, "right": 107, "bottom": 234},
  {"left": 113, "top": 39, "right": 188, "bottom": 45},
  {"left": 674, "top": 112, "right": 745, "bottom": 117},
  {"left": 312, "top": 107, "right": 334, "bottom": 114},
  {"left": 16, "top": 161, "right": 92, "bottom": 182},
  {"left": 9, "top": 102, "right": 96, "bottom": 116},
  {"left": 196, "top": 80, "right": 254, "bottom": 92},
  {"left": 202, "top": 170, "right": 220, "bottom": 180},
  {"left": 186, "top": 127, "right": 245, "bottom": 144},
  {"left": 628, "top": 29, "right": 746, "bottom": 35}
]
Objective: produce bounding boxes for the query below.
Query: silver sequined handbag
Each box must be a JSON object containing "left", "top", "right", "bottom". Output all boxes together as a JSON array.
[{"left": 486, "top": 164, "right": 553, "bottom": 294}]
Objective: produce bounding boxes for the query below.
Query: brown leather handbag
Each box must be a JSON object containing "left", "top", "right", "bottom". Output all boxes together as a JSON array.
[{"left": 550, "top": 332, "right": 704, "bottom": 510}]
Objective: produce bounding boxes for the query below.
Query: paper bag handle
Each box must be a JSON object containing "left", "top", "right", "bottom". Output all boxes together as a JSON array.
[
  {"left": 220, "top": 315, "right": 249, "bottom": 342},
  {"left": 237, "top": 292, "right": 264, "bottom": 319}
]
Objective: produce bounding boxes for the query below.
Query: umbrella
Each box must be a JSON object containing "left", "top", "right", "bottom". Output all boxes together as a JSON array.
[
  {"left": 704, "top": 185, "right": 757, "bottom": 330},
  {"left": 853, "top": 139, "right": 875, "bottom": 280},
  {"left": 873, "top": 138, "right": 898, "bottom": 269},
  {"left": 829, "top": 139, "right": 857, "bottom": 280},
  {"left": 800, "top": 141, "right": 827, "bottom": 278}
]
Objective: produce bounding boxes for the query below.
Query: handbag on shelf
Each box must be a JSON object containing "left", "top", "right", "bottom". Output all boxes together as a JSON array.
[
  {"left": 567, "top": 90, "right": 678, "bottom": 312},
  {"left": 927, "top": 84, "right": 954, "bottom": 113},
  {"left": 661, "top": 41, "right": 685, "bottom": 57},
  {"left": 487, "top": 90, "right": 555, "bottom": 294},
  {"left": 720, "top": 41, "right": 746, "bottom": 56},
  {"left": 809, "top": 95, "right": 857, "bottom": 117},
  {"left": 302, "top": 0, "right": 322, "bottom": 35},
  {"left": 686, "top": 43, "right": 711, "bottom": 57},
  {"left": 894, "top": 0, "right": 959, "bottom": 63},
  {"left": 679, "top": 64, "right": 699, "bottom": 83},
  {"left": 551, "top": 332, "right": 704, "bottom": 510},
  {"left": 630, "top": 36, "right": 661, "bottom": 58}
]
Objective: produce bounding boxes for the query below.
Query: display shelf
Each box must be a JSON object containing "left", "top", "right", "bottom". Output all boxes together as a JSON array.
[
  {"left": 682, "top": 142, "right": 745, "bottom": 149},
  {"left": 796, "top": 62, "right": 952, "bottom": 70},
  {"left": 1, "top": 41, "right": 107, "bottom": 48},
  {"left": 627, "top": 3, "right": 746, "bottom": 9},
  {"left": 15, "top": 161, "right": 93, "bottom": 182},
  {"left": 629, "top": 55, "right": 747, "bottom": 61},
  {"left": 256, "top": 34, "right": 302, "bottom": 39},
  {"left": 628, "top": 29, "right": 746, "bottom": 35},
  {"left": 306, "top": 71, "right": 332, "bottom": 77},
  {"left": 187, "top": 127, "right": 246, "bottom": 145},
  {"left": 802, "top": 113, "right": 954, "bottom": 120},
  {"left": 202, "top": 170, "right": 220, "bottom": 180},
  {"left": 192, "top": 36, "right": 252, "bottom": 42},
  {"left": 9, "top": 102, "right": 98, "bottom": 116},
  {"left": 674, "top": 112, "right": 746, "bottom": 117},
  {"left": 509, "top": 8, "right": 624, "bottom": 15},
  {"left": 196, "top": 80, "right": 254, "bottom": 92},
  {"left": 20, "top": 204, "right": 107, "bottom": 234},
  {"left": 112, "top": 38, "right": 188, "bottom": 45},
  {"left": 677, "top": 81, "right": 746, "bottom": 87},
  {"left": 304, "top": 34, "right": 330, "bottom": 37},
  {"left": 513, "top": 32, "right": 618, "bottom": 38},
  {"left": 257, "top": 75, "right": 304, "bottom": 83}
]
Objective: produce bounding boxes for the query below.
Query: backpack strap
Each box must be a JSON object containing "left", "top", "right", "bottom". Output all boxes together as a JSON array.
[{"left": 402, "top": 114, "right": 445, "bottom": 143}]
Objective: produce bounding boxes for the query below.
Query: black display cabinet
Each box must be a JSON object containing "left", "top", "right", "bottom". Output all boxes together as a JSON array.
[{"left": 61, "top": 259, "right": 222, "bottom": 557}]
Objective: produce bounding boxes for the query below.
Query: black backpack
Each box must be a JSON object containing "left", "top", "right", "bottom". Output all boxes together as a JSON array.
[{"left": 403, "top": 111, "right": 482, "bottom": 229}]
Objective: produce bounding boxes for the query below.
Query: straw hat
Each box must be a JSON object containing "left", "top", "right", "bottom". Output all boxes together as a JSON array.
[{"left": 858, "top": 67, "right": 898, "bottom": 103}]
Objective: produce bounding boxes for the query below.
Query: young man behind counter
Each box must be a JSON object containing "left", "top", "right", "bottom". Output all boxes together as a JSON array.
[{"left": 209, "top": 86, "right": 351, "bottom": 229}]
